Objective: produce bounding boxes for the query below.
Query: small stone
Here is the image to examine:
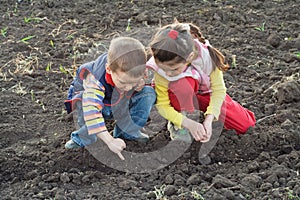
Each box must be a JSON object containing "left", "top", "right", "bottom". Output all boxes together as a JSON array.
[
  {"left": 118, "top": 179, "right": 138, "bottom": 191},
  {"left": 260, "top": 182, "right": 273, "bottom": 191},
  {"left": 164, "top": 174, "right": 173, "bottom": 184},
  {"left": 281, "top": 119, "right": 294, "bottom": 130},
  {"left": 265, "top": 174, "right": 278, "bottom": 184},
  {"left": 212, "top": 174, "right": 237, "bottom": 188},
  {"left": 277, "top": 81, "right": 300, "bottom": 104},
  {"left": 247, "top": 161, "right": 260, "bottom": 173},
  {"left": 186, "top": 173, "right": 201, "bottom": 185},
  {"left": 174, "top": 174, "right": 185, "bottom": 185},
  {"left": 240, "top": 174, "right": 262, "bottom": 189},
  {"left": 164, "top": 185, "right": 177, "bottom": 196},
  {"left": 60, "top": 172, "right": 70, "bottom": 183},
  {"left": 267, "top": 33, "right": 281, "bottom": 48}
]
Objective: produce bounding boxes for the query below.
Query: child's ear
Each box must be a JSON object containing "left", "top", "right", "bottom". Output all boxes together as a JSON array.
[{"left": 106, "top": 64, "right": 112, "bottom": 74}]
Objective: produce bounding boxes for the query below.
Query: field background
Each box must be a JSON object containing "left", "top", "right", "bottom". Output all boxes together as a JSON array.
[{"left": 0, "top": 0, "right": 299, "bottom": 199}]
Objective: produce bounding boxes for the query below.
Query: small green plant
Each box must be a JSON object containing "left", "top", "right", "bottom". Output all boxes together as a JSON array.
[
  {"left": 59, "top": 64, "right": 68, "bottom": 75},
  {"left": 153, "top": 184, "right": 166, "bottom": 200},
  {"left": 24, "top": 16, "right": 41, "bottom": 23},
  {"left": 191, "top": 190, "right": 205, "bottom": 200},
  {"left": 13, "top": 3, "right": 18, "bottom": 13},
  {"left": 287, "top": 189, "right": 300, "bottom": 200},
  {"left": 231, "top": 55, "right": 236, "bottom": 68},
  {"left": 294, "top": 52, "right": 300, "bottom": 58},
  {"left": 46, "top": 63, "right": 52, "bottom": 71},
  {"left": 245, "top": 193, "right": 252, "bottom": 199},
  {"left": 126, "top": 18, "right": 131, "bottom": 32},
  {"left": 66, "top": 33, "right": 74, "bottom": 40},
  {"left": 1, "top": 27, "right": 8, "bottom": 37},
  {"left": 284, "top": 36, "right": 293, "bottom": 41},
  {"left": 255, "top": 22, "right": 266, "bottom": 31},
  {"left": 30, "top": 90, "right": 35, "bottom": 101},
  {"left": 35, "top": 99, "right": 46, "bottom": 111},
  {"left": 20, "top": 35, "right": 35, "bottom": 44},
  {"left": 50, "top": 40, "right": 55, "bottom": 48}
]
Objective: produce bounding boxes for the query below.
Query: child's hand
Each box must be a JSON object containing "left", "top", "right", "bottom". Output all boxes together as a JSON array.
[
  {"left": 202, "top": 114, "right": 214, "bottom": 143},
  {"left": 182, "top": 118, "right": 207, "bottom": 142},
  {"left": 135, "top": 78, "right": 145, "bottom": 92},
  {"left": 97, "top": 131, "right": 126, "bottom": 160},
  {"left": 107, "top": 138, "right": 126, "bottom": 160}
]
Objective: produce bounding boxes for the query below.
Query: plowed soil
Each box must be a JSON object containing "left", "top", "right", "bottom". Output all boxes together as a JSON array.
[{"left": 1, "top": 0, "right": 299, "bottom": 199}]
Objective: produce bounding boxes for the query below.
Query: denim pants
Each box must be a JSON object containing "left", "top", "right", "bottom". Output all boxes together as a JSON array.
[{"left": 70, "top": 86, "right": 156, "bottom": 147}]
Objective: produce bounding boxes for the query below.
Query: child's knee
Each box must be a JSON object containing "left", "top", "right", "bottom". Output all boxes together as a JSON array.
[{"left": 141, "top": 86, "right": 156, "bottom": 103}]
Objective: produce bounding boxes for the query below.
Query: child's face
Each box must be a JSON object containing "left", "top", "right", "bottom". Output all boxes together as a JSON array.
[
  {"left": 155, "top": 59, "right": 188, "bottom": 77},
  {"left": 108, "top": 69, "right": 143, "bottom": 92}
]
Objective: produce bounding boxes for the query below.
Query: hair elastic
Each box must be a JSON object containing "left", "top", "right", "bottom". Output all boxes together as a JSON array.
[{"left": 168, "top": 30, "right": 179, "bottom": 40}]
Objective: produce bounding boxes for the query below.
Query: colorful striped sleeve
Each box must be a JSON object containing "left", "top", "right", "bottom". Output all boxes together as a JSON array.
[{"left": 82, "top": 73, "right": 107, "bottom": 135}]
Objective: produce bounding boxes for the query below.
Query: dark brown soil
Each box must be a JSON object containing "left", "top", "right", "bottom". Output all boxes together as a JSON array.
[{"left": 1, "top": 0, "right": 299, "bottom": 199}]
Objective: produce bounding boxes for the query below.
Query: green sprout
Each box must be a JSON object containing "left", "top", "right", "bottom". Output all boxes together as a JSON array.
[
  {"left": 20, "top": 35, "right": 35, "bottom": 44},
  {"left": 24, "top": 16, "right": 41, "bottom": 23},
  {"left": 294, "top": 52, "right": 300, "bottom": 58},
  {"left": 231, "top": 54, "right": 236, "bottom": 68},
  {"left": 50, "top": 40, "right": 54, "bottom": 48},
  {"left": 287, "top": 188, "right": 300, "bottom": 200},
  {"left": 126, "top": 18, "right": 131, "bottom": 32},
  {"left": 30, "top": 90, "right": 35, "bottom": 101},
  {"left": 1, "top": 27, "right": 8, "bottom": 37},
  {"left": 66, "top": 34, "right": 74, "bottom": 40},
  {"left": 255, "top": 22, "right": 266, "bottom": 31},
  {"left": 153, "top": 184, "right": 166, "bottom": 200},
  {"left": 284, "top": 37, "right": 293, "bottom": 41},
  {"left": 59, "top": 64, "right": 68, "bottom": 75},
  {"left": 191, "top": 190, "right": 205, "bottom": 200},
  {"left": 46, "top": 63, "right": 52, "bottom": 71},
  {"left": 13, "top": 3, "right": 18, "bottom": 13}
]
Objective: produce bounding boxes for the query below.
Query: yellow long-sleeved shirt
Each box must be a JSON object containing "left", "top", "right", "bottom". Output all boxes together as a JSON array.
[{"left": 154, "top": 67, "right": 226, "bottom": 128}]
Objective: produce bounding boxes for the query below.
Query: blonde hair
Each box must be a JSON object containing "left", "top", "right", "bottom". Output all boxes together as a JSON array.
[{"left": 107, "top": 37, "right": 147, "bottom": 77}]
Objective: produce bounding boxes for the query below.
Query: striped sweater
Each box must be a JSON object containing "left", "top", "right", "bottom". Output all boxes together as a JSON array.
[{"left": 82, "top": 73, "right": 107, "bottom": 135}]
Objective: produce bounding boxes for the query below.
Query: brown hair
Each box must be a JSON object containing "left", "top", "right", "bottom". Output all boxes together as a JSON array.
[
  {"left": 149, "top": 23, "right": 195, "bottom": 64},
  {"left": 150, "top": 22, "right": 229, "bottom": 71},
  {"left": 189, "top": 23, "right": 229, "bottom": 71},
  {"left": 107, "top": 37, "right": 146, "bottom": 77}
]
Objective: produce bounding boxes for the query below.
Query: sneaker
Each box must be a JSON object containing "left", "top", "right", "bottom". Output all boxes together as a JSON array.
[
  {"left": 65, "top": 140, "right": 81, "bottom": 149},
  {"left": 132, "top": 132, "right": 149, "bottom": 143},
  {"left": 113, "top": 128, "right": 149, "bottom": 143},
  {"left": 167, "top": 121, "right": 192, "bottom": 143}
]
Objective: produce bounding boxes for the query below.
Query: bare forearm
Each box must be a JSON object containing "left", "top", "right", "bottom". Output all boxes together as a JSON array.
[
  {"left": 97, "top": 131, "right": 113, "bottom": 145},
  {"left": 204, "top": 114, "right": 214, "bottom": 124}
]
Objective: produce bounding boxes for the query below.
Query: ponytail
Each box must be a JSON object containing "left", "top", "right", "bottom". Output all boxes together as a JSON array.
[{"left": 189, "top": 23, "right": 229, "bottom": 72}]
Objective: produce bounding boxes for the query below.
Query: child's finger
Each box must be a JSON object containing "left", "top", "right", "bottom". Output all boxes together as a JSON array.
[
  {"left": 201, "top": 136, "right": 210, "bottom": 143},
  {"left": 193, "top": 132, "right": 203, "bottom": 141},
  {"left": 117, "top": 152, "right": 125, "bottom": 160}
]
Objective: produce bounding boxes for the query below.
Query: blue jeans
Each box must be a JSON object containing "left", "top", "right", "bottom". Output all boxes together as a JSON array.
[{"left": 70, "top": 86, "right": 156, "bottom": 147}]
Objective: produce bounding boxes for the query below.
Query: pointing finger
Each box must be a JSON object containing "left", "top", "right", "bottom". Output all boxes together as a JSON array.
[{"left": 117, "top": 152, "right": 125, "bottom": 160}]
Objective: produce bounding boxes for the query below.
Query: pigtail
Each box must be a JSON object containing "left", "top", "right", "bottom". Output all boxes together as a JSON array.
[
  {"left": 189, "top": 23, "right": 229, "bottom": 72},
  {"left": 208, "top": 47, "right": 229, "bottom": 72},
  {"left": 189, "top": 23, "right": 206, "bottom": 44}
]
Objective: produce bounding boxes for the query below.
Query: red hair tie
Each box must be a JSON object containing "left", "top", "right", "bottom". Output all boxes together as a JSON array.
[{"left": 168, "top": 30, "right": 179, "bottom": 40}]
